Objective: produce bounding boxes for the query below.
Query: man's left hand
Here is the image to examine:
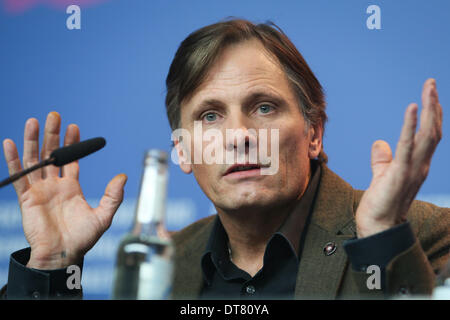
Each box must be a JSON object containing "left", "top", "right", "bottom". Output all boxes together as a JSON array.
[{"left": 355, "top": 78, "right": 443, "bottom": 238}]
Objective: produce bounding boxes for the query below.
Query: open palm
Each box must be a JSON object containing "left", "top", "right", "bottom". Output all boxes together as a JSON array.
[
  {"left": 356, "top": 79, "right": 443, "bottom": 238},
  {"left": 2, "top": 112, "right": 127, "bottom": 269}
]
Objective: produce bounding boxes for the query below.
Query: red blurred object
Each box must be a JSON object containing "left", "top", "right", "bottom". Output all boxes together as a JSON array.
[{"left": 3, "top": 0, "right": 111, "bottom": 14}]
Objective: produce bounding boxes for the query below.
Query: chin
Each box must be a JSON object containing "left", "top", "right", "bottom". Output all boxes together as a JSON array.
[{"left": 218, "top": 189, "right": 279, "bottom": 211}]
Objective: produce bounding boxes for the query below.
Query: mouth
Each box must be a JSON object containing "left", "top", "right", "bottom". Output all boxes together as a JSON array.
[{"left": 223, "top": 163, "right": 265, "bottom": 177}]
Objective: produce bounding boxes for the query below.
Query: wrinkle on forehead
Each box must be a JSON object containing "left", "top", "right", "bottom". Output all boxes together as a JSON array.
[
  {"left": 205, "top": 41, "right": 283, "bottom": 83},
  {"left": 186, "top": 39, "right": 290, "bottom": 105}
]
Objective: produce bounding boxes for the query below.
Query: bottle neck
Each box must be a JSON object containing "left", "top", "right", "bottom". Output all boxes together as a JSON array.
[{"left": 132, "top": 155, "right": 168, "bottom": 237}]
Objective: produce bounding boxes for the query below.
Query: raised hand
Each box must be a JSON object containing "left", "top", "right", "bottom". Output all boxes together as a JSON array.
[
  {"left": 2, "top": 112, "right": 127, "bottom": 269},
  {"left": 355, "top": 79, "right": 443, "bottom": 238}
]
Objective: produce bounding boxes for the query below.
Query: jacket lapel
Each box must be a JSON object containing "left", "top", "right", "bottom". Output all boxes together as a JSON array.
[
  {"left": 172, "top": 218, "right": 215, "bottom": 299},
  {"left": 295, "top": 164, "right": 357, "bottom": 299}
]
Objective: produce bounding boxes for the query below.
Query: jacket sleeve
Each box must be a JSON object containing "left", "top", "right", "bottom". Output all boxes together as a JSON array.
[
  {"left": 343, "top": 222, "right": 416, "bottom": 292},
  {"left": 0, "top": 247, "right": 83, "bottom": 300},
  {"left": 344, "top": 204, "right": 450, "bottom": 298}
]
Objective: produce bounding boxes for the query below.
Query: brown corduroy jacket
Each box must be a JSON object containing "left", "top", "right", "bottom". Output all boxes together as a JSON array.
[{"left": 170, "top": 163, "right": 450, "bottom": 299}]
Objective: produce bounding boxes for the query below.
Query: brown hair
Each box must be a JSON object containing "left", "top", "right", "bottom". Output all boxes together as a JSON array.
[{"left": 165, "top": 18, "right": 328, "bottom": 163}]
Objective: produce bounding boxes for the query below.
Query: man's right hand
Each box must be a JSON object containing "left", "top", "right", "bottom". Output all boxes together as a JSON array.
[{"left": 2, "top": 112, "right": 127, "bottom": 270}]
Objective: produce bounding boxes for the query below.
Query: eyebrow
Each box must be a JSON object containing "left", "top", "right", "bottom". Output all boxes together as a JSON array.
[{"left": 194, "top": 90, "right": 287, "bottom": 113}]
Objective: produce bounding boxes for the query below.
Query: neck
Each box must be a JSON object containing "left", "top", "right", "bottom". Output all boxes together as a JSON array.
[
  {"left": 218, "top": 205, "right": 293, "bottom": 276},
  {"left": 219, "top": 203, "right": 292, "bottom": 252}
]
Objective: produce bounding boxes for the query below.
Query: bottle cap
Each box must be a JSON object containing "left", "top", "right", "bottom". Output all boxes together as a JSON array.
[{"left": 145, "top": 149, "right": 168, "bottom": 164}]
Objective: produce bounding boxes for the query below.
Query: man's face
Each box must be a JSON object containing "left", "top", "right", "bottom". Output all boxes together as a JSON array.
[{"left": 178, "top": 39, "right": 322, "bottom": 213}]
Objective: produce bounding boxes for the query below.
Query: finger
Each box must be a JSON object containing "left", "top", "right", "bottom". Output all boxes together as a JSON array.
[
  {"left": 61, "top": 124, "right": 80, "bottom": 179},
  {"left": 430, "top": 82, "right": 443, "bottom": 139},
  {"left": 22, "top": 118, "right": 42, "bottom": 184},
  {"left": 370, "top": 140, "right": 392, "bottom": 178},
  {"left": 3, "top": 139, "right": 30, "bottom": 197},
  {"left": 41, "top": 112, "right": 61, "bottom": 179},
  {"left": 421, "top": 79, "right": 440, "bottom": 130},
  {"left": 394, "top": 103, "right": 418, "bottom": 165},
  {"left": 95, "top": 174, "right": 127, "bottom": 230},
  {"left": 413, "top": 79, "right": 441, "bottom": 165}
]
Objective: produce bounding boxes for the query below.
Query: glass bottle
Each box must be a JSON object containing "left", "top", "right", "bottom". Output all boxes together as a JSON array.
[{"left": 111, "top": 150, "right": 174, "bottom": 299}]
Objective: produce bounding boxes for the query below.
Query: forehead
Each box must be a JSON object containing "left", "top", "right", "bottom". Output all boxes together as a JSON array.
[{"left": 183, "top": 39, "right": 293, "bottom": 107}]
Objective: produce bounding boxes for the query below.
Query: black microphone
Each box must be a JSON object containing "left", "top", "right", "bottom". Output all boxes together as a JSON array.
[{"left": 0, "top": 137, "right": 106, "bottom": 188}]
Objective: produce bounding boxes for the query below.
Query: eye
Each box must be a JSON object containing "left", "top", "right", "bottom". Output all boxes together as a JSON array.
[
  {"left": 257, "top": 104, "right": 275, "bottom": 114},
  {"left": 202, "top": 112, "right": 218, "bottom": 122}
]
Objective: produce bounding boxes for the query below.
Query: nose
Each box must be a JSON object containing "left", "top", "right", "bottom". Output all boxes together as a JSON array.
[{"left": 224, "top": 114, "right": 258, "bottom": 156}]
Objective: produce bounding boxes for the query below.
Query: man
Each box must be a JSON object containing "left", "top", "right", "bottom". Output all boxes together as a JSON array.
[{"left": 1, "top": 18, "right": 449, "bottom": 299}]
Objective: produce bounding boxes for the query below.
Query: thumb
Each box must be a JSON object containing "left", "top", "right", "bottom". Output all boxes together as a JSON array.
[
  {"left": 371, "top": 140, "right": 392, "bottom": 178},
  {"left": 96, "top": 173, "right": 127, "bottom": 230}
]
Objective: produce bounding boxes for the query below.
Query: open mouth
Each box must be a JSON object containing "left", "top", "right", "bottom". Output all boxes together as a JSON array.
[{"left": 224, "top": 164, "right": 262, "bottom": 176}]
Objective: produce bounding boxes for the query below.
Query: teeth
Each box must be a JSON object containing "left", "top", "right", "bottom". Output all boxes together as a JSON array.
[{"left": 232, "top": 166, "right": 259, "bottom": 172}]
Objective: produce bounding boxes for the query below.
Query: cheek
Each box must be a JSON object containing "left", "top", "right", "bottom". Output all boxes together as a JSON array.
[
  {"left": 289, "top": 135, "right": 308, "bottom": 157},
  {"left": 276, "top": 127, "right": 310, "bottom": 178},
  {"left": 278, "top": 123, "right": 309, "bottom": 157},
  {"left": 192, "top": 164, "right": 212, "bottom": 183},
  {"left": 191, "top": 165, "right": 211, "bottom": 197},
  {"left": 191, "top": 163, "right": 222, "bottom": 197}
]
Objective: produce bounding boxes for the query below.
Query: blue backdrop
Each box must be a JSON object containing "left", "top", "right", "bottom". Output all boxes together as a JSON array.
[{"left": 0, "top": 0, "right": 449, "bottom": 299}]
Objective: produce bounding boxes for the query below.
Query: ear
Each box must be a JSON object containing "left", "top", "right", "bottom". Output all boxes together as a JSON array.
[
  {"left": 308, "top": 124, "right": 323, "bottom": 159},
  {"left": 174, "top": 138, "right": 192, "bottom": 174}
]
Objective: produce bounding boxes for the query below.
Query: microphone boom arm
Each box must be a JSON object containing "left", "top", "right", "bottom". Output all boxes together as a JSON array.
[
  {"left": 0, "top": 136, "right": 106, "bottom": 189},
  {"left": 0, "top": 157, "right": 55, "bottom": 188}
]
